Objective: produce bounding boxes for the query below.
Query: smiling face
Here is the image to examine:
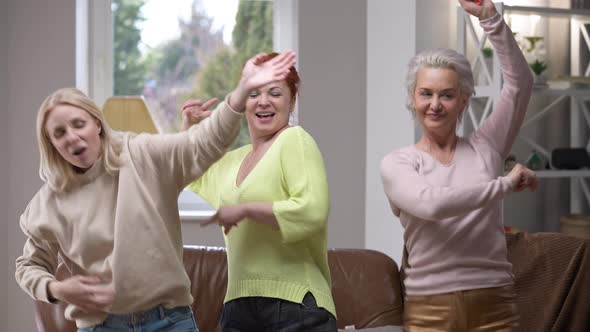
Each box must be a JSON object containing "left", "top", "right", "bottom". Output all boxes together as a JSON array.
[
  {"left": 413, "top": 67, "right": 468, "bottom": 136},
  {"left": 245, "top": 80, "right": 293, "bottom": 139},
  {"left": 44, "top": 104, "right": 103, "bottom": 171}
]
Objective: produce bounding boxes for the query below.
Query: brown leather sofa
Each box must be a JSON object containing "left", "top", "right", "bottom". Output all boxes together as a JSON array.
[
  {"left": 33, "top": 232, "right": 590, "bottom": 332},
  {"left": 34, "top": 247, "right": 403, "bottom": 332}
]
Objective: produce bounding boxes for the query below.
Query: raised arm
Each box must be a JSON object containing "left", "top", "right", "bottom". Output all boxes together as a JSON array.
[
  {"left": 182, "top": 51, "right": 297, "bottom": 129},
  {"left": 460, "top": 0, "right": 534, "bottom": 158},
  {"left": 140, "top": 51, "right": 298, "bottom": 190},
  {"left": 380, "top": 151, "right": 515, "bottom": 221},
  {"left": 127, "top": 98, "right": 243, "bottom": 191}
]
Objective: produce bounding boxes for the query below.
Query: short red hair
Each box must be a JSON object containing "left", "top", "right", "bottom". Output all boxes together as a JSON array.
[{"left": 261, "top": 52, "right": 300, "bottom": 104}]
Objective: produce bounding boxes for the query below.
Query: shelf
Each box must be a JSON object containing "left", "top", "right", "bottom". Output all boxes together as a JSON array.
[
  {"left": 459, "top": 2, "right": 590, "bottom": 213},
  {"left": 505, "top": 5, "right": 590, "bottom": 19},
  {"left": 533, "top": 87, "right": 590, "bottom": 99},
  {"left": 536, "top": 170, "right": 590, "bottom": 178}
]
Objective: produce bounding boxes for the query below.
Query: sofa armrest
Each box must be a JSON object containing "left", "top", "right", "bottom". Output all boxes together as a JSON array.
[
  {"left": 328, "top": 249, "right": 403, "bottom": 328},
  {"left": 506, "top": 232, "right": 590, "bottom": 332}
]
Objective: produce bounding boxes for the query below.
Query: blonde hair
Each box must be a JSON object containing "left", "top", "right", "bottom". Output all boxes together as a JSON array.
[{"left": 37, "top": 88, "right": 122, "bottom": 192}]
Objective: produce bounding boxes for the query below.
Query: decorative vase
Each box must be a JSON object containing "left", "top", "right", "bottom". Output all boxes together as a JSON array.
[
  {"left": 526, "top": 149, "right": 545, "bottom": 170},
  {"left": 533, "top": 73, "right": 547, "bottom": 87}
]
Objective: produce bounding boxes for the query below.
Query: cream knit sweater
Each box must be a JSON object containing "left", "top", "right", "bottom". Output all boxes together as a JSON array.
[{"left": 16, "top": 100, "right": 242, "bottom": 328}]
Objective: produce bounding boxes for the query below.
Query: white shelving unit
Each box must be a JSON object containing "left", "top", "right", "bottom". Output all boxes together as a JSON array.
[
  {"left": 520, "top": 86, "right": 590, "bottom": 160},
  {"left": 457, "top": 3, "right": 590, "bottom": 213},
  {"left": 504, "top": 5, "right": 590, "bottom": 18},
  {"left": 536, "top": 170, "right": 590, "bottom": 178}
]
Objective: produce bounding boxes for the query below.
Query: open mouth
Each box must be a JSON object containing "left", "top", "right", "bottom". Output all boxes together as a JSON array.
[
  {"left": 255, "top": 112, "right": 275, "bottom": 119},
  {"left": 72, "top": 147, "right": 86, "bottom": 156}
]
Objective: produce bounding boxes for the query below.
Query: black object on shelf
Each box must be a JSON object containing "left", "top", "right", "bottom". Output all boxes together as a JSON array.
[{"left": 551, "top": 148, "right": 590, "bottom": 169}]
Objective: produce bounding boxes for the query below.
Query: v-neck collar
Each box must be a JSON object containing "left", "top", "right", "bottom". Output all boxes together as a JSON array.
[{"left": 234, "top": 126, "right": 295, "bottom": 188}]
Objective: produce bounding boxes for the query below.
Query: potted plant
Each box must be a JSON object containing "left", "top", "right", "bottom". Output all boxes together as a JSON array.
[{"left": 521, "top": 35, "right": 548, "bottom": 86}]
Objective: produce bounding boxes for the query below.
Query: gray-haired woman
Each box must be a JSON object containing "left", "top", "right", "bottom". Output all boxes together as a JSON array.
[{"left": 380, "top": 1, "right": 537, "bottom": 331}]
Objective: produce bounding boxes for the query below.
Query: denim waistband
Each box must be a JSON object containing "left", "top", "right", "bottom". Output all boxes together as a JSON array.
[{"left": 104, "top": 305, "right": 192, "bottom": 326}]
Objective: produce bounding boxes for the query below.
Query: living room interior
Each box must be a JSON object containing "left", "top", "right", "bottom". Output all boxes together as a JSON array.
[{"left": 2, "top": 0, "right": 589, "bottom": 331}]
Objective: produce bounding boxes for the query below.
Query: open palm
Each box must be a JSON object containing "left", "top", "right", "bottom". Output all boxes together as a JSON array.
[{"left": 240, "top": 50, "right": 296, "bottom": 91}]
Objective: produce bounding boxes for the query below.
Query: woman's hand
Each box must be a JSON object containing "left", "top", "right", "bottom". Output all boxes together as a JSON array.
[
  {"left": 48, "top": 276, "right": 115, "bottom": 313},
  {"left": 180, "top": 97, "right": 218, "bottom": 131},
  {"left": 506, "top": 163, "right": 539, "bottom": 192},
  {"left": 457, "top": 0, "right": 497, "bottom": 21},
  {"left": 200, "top": 204, "right": 247, "bottom": 234},
  {"left": 229, "top": 50, "right": 296, "bottom": 111},
  {"left": 199, "top": 202, "right": 278, "bottom": 234},
  {"left": 240, "top": 51, "right": 296, "bottom": 92}
]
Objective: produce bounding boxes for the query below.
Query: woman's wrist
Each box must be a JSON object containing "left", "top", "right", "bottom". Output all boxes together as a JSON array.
[
  {"left": 47, "top": 280, "right": 61, "bottom": 302},
  {"left": 228, "top": 85, "right": 248, "bottom": 112},
  {"left": 478, "top": 8, "right": 498, "bottom": 21},
  {"left": 501, "top": 175, "right": 516, "bottom": 192},
  {"left": 239, "top": 202, "right": 276, "bottom": 225}
]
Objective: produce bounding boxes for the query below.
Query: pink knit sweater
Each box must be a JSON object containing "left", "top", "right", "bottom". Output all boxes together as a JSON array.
[{"left": 380, "top": 13, "right": 533, "bottom": 296}]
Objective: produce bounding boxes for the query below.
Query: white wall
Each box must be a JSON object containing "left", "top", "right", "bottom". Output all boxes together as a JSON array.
[
  {"left": 1, "top": 2, "right": 10, "bottom": 329},
  {"left": 6, "top": 1, "right": 77, "bottom": 331},
  {"left": 417, "top": 0, "right": 457, "bottom": 52},
  {"left": 365, "top": 0, "right": 457, "bottom": 265},
  {"left": 298, "top": 0, "right": 367, "bottom": 249},
  {"left": 365, "top": 0, "right": 416, "bottom": 267}
]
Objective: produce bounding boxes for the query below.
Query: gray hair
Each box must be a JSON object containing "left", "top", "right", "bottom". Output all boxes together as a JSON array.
[{"left": 405, "top": 48, "right": 475, "bottom": 112}]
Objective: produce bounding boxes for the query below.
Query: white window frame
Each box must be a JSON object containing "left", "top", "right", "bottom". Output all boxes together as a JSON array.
[
  {"left": 274, "top": 0, "right": 299, "bottom": 124},
  {"left": 79, "top": 0, "right": 298, "bottom": 220},
  {"left": 77, "top": 0, "right": 112, "bottom": 109}
]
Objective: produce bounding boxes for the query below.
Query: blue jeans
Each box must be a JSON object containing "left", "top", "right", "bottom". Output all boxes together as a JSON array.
[
  {"left": 77, "top": 305, "right": 199, "bottom": 332},
  {"left": 221, "top": 292, "right": 337, "bottom": 332}
]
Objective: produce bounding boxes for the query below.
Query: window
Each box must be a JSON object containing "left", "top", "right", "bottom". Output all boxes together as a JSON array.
[
  {"left": 82, "top": 0, "right": 296, "bottom": 219},
  {"left": 113, "top": 0, "right": 271, "bottom": 141}
]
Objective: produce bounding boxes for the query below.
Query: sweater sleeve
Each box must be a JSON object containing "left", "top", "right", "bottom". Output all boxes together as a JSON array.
[
  {"left": 187, "top": 159, "right": 219, "bottom": 209},
  {"left": 15, "top": 202, "right": 60, "bottom": 304},
  {"left": 273, "top": 129, "right": 330, "bottom": 244},
  {"left": 380, "top": 151, "right": 513, "bottom": 221},
  {"left": 473, "top": 13, "right": 533, "bottom": 158},
  {"left": 127, "top": 96, "right": 242, "bottom": 191}
]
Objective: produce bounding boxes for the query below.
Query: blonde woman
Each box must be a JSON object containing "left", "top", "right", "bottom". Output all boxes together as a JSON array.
[{"left": 15, "top": 51, "right": 295, "bottom": 332}]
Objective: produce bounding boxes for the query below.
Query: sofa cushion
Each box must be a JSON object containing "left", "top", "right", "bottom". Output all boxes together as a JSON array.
[{"left": 33, "top": 246, "right": 403, "bottom": 332}]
